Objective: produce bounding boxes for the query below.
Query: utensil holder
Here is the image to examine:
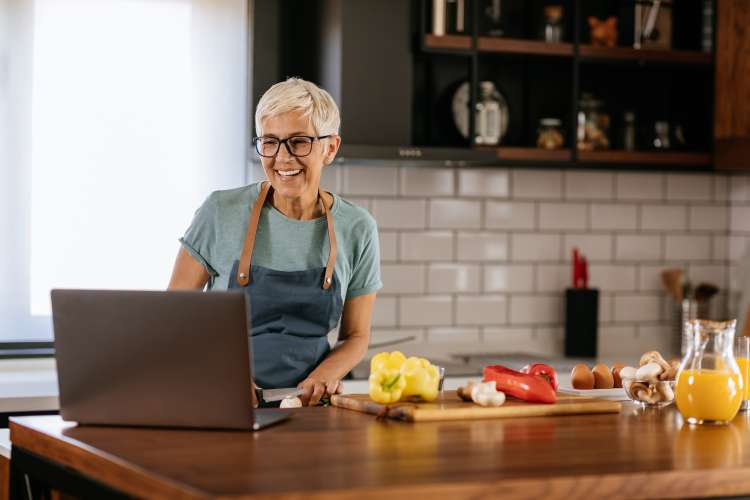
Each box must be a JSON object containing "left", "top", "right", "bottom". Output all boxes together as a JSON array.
[{"left": 565, "top": 288, "right": 599, "bottom": 357}]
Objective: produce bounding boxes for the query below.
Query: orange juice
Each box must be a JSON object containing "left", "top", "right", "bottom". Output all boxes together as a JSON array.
[
  {"left": 738, "top": 357, "right": 750, "bottom": 400},
  {"left": 675, "top": 369, "right": 742, "bottom": 423}
]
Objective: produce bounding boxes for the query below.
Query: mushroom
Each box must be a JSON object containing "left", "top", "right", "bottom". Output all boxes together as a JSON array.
[
  {"left": 279, "top": 396, "right": 303, "bottom": 408},
  {"left": 640, "top": 350, "right": 672, "bottom": 374},
  {"left": 619, "top": 366, "right": 637, "bottom": 381},
  {"left": 627, "top": 381, "right": 652, "bottom": 401},
  {"left": 635, "top": 362, "right": 663, "bottom": 384},
  {"left": 457, "top": 381, "right": 477, "bottom": 402},
  {"left": 655, "top": 381, "right": 674, "bottom": 402}
]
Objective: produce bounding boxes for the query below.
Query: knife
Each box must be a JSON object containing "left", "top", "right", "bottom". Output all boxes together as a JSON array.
[{"left": 259, "top": 387, "right": 304, "bottom": 403}]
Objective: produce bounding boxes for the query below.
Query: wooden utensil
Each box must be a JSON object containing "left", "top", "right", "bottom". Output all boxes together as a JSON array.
[
  {"left": 660, "top": 269, "right": 683, "bottom": 302},
  {"left": 331, "top": 393, "right": 621, "bottom": 422},
  {"left": 694, "top": 282, "right": 719, "bottom": 304}
]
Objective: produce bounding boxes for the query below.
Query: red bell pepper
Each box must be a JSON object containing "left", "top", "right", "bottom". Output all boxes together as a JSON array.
[
  {"left": 520, "top": 363, "right": 559, "bottom": 391},
  {"left": 483, "top": 365, "right": 557, "bottom": 404}
]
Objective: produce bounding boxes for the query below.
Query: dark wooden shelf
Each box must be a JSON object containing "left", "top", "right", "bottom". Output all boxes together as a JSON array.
[
  {"left": 423, "top": 35, "right": 574, "bottom": 57},
  {"left": 579, "top": 45, "right": 713, "bottom": 65},
  {"left": 477, "top": 146, "right": 573, "bottom": 162},
  {"left": 478, "top": 37, "right": 574, "bottom": 57},
  {"left": 423, "top": 34, "right": 471, "bottom": 51},
  {"left": 577, "top": 150, "right": 711, "bottom": 166}
]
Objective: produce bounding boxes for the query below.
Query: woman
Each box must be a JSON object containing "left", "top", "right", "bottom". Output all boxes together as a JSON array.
[{"left": 168, "top": 78, "right": 381, "bottom": 406}]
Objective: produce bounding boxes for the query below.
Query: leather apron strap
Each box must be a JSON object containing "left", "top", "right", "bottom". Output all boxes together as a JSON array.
[{"left": 235, "top": 182, "right": 337, "bottom": 290}]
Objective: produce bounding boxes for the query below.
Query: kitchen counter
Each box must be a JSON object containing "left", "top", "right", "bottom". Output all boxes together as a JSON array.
[{"left": 9, "top": 404, "right": 750, "bottom": 499}]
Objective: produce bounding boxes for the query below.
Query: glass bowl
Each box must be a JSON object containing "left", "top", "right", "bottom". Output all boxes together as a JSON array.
[{"left": 623, "top": 379, "right": 676, "bottom": 408}]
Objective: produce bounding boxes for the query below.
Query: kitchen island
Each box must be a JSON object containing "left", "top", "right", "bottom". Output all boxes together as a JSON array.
[{"left": 8, "top": 403, "right": 750, "bottom": 499}]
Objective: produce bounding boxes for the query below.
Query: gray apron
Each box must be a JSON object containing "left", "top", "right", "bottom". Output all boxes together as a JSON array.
[{"left": 228, "top": 182, "right": 343, "bottom": 389}]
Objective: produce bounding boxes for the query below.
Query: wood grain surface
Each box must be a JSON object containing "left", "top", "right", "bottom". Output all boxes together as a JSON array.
[
  {"left": 10, "top": 407, "right": 750, "bottom": 499},
  {"left": 0, "top": 454, "right": 8, "bottom": 500},
  {"left": 330, "top": 393, "right": 620, "bottom": 421}
]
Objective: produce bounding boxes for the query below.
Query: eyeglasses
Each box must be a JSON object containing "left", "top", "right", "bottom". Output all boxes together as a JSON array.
[{"left": 252, "top": 135, "right": 332, "bottom": 158}]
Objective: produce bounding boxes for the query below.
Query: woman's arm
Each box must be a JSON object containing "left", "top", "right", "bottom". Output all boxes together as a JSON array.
[
  {"left": 298, "top": 292, "right": 376, "bottom": 406},
  {"left": 168, "top": 247, "right": 210, "bottom": 290}
]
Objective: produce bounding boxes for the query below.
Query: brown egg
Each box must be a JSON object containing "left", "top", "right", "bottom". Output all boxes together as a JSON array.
[
  {"left": 592, "top": 363, "right": 614, "bottom": 389},
  {"left": 611, "top": 363, "right": 626, "bottom": 388},
  {"left": 571, "top": 364, "right": 594, "bottom": 390}
]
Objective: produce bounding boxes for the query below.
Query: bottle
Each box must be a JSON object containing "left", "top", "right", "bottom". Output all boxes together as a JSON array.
[
  {"left": 623, "top": 111, "right": 636, "bottom": 151},
  {"left": 543, "top": 6, "right": 564, "bottom": 43},
  {"left": 675, "top": 320, "right": 743, "bottom": 425},
  {"left": 475, "top": 81, "right": 507, "bottom": 145},
  {"left": 653, "top": 121, "right": 670, "bottom": 149}
]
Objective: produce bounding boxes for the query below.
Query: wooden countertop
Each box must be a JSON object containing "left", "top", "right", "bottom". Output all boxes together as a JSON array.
[{"left": 10, "top": 405, "right": 750, "bottom": 499}]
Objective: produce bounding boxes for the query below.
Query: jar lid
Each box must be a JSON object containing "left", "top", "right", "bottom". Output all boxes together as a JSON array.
[{"left": 540, "top": 118, "right": 562, "bottom": 127}]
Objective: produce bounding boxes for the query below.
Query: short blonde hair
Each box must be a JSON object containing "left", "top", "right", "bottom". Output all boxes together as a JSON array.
[{"left": 255, "top": 77, "right": 340, "bottom": 137}]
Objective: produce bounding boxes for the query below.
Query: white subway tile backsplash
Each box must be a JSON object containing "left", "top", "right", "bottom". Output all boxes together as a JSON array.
[
  {"left": 512, "top": 170, "right": 563, "bottom": 199},
  {"left": 459, "top": 169, "right": 510, "bottom": 197},
  {"left": 598, "top": 325, "right": 639, "bottom": 358},
  {"left": 330, "top": 164, "right": 735, "bottom": 357},
  {"left": 729, "top": 176, "right": 750, "bottom": 203},
  {"left": 401, "top": 167, "right": 454, "bottom": 197},
  {"left": 714, "top": 175, "right": 729, "bottom": 202},
  {"left": 380, "top": 264, "right": 425, "bottom": 294},
  {"left": 689, "top": 206, "right": 728, "bottom": 232},
  {"left": 458, "top": 232, "right": 509, "bottom": 261},
  {"left": 511, "top": 234, "right": 561, "bottom": 262},
  {"left": 400, "top": 232, "right": 454, "bottom": 261},
  {"left": 372, "top": 297, "right": 397, "bottom": 327},
  {"left": 371, "top": 199, "right": 426, "bottom": 229},
  {"left": 484, "top": 264, "right": 535, "bottom": 292},
  {"left": 666, "top": 174, "right": 713, "bottom": 202},
  {"left": 588, "top": 264, "right": 637, "bottom": 292},
  {"left": 664, "top": 235, "right": 712, "bottom": 261},
  {"left": 536, "top": 264, "right": 569, "bottom": 292},
  {"left": 510, "top": 295, "right": 562, "bottom": 325},
  {"left": 616, "top": 173, "right": 664, "bottom": 201},
  {"left": 613, "top": 295, "right": 661, "bottom": 322},
  {"left": 342, "top": 165, "right": 398, "bottom": 196},
  {"left": 730, "top": 205, "right": 750, "bottom": 233},
  {"left": 370, "top": 328, "right": 424, "bottom": 344},
  {"left": 688, "top": 264, "right": 728, "bottom": 290},
  {"left": 456, "top": 295, "right": 508, "bottom": 325},
  {"left": 400, "top": 296, "right": 453, "bottom": 326},
  {"left": 429, "top": 199, "right": 481, "bottom": 229},
  {"left": 641, "top": 205, "right": 688, "bottom": 231},
  {"left": 636, "top": 324, "right": 674, "bottom": 357},
  {"left": 590, "top": 204, "right": 638, "bottom": 230},
  {"left": 714, "top": 235, "right": 728, "bottom": 261},
  {"left": 563, "top": 233, "right": 613, "bottom": 261},
  {"left": 539, "top": 203, "right": 588, "bottom": 230},
  {"left": 428, "top": 264, "right": 480, "bottom": 293},
  {"left": 379, "top": 232, "right": 398, "bottom": 261},
  {"left": 615, "top": 234, "right": 662, "bottom": 261},
  {"left": 565, "top": 171, "right": 614, "bottom": 200},
  {"left": 484, "top": 201, "right": 536, "bottom": 230},
  {"left": 427, "top": 327, "right": 481, "bottom": 343}
]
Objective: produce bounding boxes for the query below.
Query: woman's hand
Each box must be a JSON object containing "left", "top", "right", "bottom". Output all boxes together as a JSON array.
[{"left": 297, "top": 377, "right": 342, "bottom": 406}]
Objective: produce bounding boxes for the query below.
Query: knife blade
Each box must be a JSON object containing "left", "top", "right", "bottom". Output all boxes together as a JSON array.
[{"left": 260, "top": 387, "right": 304, "bottom": 402}]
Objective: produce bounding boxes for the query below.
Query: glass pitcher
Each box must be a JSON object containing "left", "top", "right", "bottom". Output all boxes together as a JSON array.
[{"left": 675, "top": 320, "right": 743, "bottom": 425}]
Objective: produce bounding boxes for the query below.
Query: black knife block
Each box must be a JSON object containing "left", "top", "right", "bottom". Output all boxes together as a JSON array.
[{"left": 564, "top": 288, "right": 599, "bottom": 358}]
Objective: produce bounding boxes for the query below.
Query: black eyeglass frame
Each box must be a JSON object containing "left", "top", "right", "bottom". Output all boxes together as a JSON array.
[{"left": 252, "top": 135, "right": 333, "bottom": 158}]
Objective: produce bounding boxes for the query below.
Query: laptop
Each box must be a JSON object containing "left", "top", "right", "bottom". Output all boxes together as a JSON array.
[{"left": 51, "top": 289, "right": 289, "bottom": 431}]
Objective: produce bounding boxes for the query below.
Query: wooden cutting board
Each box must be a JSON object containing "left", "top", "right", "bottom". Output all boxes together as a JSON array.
[{"left": 330, "top": 392, "right": 621, "bottom": 422}]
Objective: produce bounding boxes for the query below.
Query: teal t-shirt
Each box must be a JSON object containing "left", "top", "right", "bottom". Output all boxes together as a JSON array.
[{"left": 179, "top": 182, "right": 382, "bottom": 303}]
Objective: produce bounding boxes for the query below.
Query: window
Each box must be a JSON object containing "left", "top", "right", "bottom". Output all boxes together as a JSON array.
[{"left": 0, "top": 0, "right": 249, "bottom": 341}]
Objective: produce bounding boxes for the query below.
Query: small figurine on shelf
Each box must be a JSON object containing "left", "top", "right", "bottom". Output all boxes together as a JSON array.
[{"left": 588, "top": 16, "right": 618, "bottom": 47}]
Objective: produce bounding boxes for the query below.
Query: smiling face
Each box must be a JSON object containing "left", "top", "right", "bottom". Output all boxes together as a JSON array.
[{"left": 259, "top": 110, "right": 340, "bottom": 210}]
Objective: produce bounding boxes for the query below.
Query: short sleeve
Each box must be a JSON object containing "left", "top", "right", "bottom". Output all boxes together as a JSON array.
[
  {"left": 179, "top": 192, "right": 219, "bottom": 278},
  {"left": 346, "top": 215, "right": 382, "bottom": 299}
]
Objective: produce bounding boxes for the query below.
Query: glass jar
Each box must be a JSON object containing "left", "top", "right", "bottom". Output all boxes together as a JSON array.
[
  {"left": 675, "top": 320, "right": 743, "bottom": 425},
  {"left": 576, "top": 93, "right": 610, "bottom": 150},
  {"left": 475, "top": 81, "right": 508, "bottom": 145},
  {"left": 543, "top": 5, "right": 564, "bottom": 43},
  {"left": 537, "top": 118, "right": 564, "bottom": 149},
  {"left": 653, "top": 120, "right": 671, "bottom": 149}
]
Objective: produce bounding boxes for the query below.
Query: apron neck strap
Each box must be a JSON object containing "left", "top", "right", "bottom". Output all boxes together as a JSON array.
[{"left": 235, "top": 181, "right": 337, "bottom": 290}]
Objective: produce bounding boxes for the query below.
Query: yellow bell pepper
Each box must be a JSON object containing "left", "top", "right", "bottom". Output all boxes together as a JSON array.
[
  {"left": 400, "top": 357, "right": 440, "bottom": 402},
  {"left": 370, "top": 351, "right": 406, "bottom": 373},
  {"left": 368, "top": 368, "right": 406, "bottom": 404}
]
